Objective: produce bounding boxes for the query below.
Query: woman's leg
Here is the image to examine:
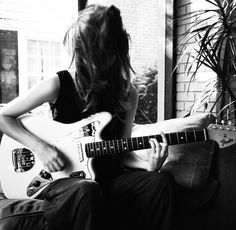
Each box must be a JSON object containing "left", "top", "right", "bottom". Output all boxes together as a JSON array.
[
  {"left": 105, "top": 170, "right": 173, "bottom": 230},
  {"left": 38, "top": 178, "right": 103, "bottom": 230}
]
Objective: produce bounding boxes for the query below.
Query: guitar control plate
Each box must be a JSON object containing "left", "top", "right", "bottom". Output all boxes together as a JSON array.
[{"left": 27, "top": 170, "right": 53, "bottom": 197}]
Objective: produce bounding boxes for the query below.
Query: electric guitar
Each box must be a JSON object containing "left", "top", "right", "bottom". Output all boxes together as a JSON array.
[{"left": 0, "top": 111, "right": 235, "bottom": 199}]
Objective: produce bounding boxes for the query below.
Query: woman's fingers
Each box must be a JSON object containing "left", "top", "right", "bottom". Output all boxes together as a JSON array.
[
  {"left": 45, "top": 158, "right": 65, "bottom": 172},
  {"left": 148, "top": 132, "right": 169, "bottom": 171},
  {"left": 149, "top": 138, "right": 161, "bottom": 158},
  {"left": 42, "top": 145, "right": 66, "bottom": 172},
  {"left": 149, "top": 132, "right": 168, "bottom": 156}
]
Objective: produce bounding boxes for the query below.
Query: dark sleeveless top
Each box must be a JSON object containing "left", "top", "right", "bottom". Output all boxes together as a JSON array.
[
  {"left": 51, "top": 70, "right": 127, "bottom": 139},
  {"left": 50, "top": 70, "right": 87, "bottom": 124},
  {"left": 50, "top": 70, "right": 125, "bottom": 181}
]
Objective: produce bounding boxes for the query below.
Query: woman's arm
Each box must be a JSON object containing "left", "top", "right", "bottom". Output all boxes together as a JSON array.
[
  {"left": 0, "top": 76, "right": 64, "bottom": 172},
  {"left": 120, "top": 84, "right": 169, "bottom": 171}
]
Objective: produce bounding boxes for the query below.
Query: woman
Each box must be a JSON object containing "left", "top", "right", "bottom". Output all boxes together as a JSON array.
[{"left": 0, "top": 4, "right": 172, "bottom": 230}]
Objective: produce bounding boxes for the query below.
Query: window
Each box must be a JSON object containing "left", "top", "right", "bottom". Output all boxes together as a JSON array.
[
  {"left": 0, "top": 0, "right": 77, "bottom": 104},
  {"left": 27, "top": 40, "right": 61, "bottom": 88}
]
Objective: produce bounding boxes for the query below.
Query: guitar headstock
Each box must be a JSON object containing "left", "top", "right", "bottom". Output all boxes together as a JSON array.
[{"left": 207, "top": 124, "right": 236, "bottom": 148}]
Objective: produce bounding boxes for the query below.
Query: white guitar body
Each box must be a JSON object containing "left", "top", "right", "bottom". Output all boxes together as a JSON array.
[
  {"left": 0, "top": 112, "right": 112, "bottom": 199},
  {"left": 1, "top": 111, "right": 236, "bottom": 199}
]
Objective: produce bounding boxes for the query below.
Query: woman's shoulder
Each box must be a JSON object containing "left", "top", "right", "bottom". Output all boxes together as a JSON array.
[
  {"left": 129, "top": 83, "right": 139, "bottom": 103},
  {"left": 56, "top": 69, "right": 75, "bottom": 80}
]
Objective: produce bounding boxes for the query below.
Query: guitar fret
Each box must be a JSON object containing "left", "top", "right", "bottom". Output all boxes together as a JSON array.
[
  {"left": 178, "top": 132, "right": 187, "bottom": 144},
  {"left": 99, "top": 141, "right": 103, "bottom": 156},
  {"left": 184, "top": 130, "right": 188, "bottom": 143},
  {"left": 129, "top": 138, "right": 134, "bottom": 152},
  {"left": 126, "top": 139, "right": 130, "bottom": 151},
  {"left": 186, "top": 130, "right": 195, "bottom": 143},
  {"left": 120, "top": 139, "right": 125, "bottom": 151},
  {"left": 166, "top": 133, "right": 171, "bottom": 145},
  {"left": 95, "top": 142, "right": 100, "bottom": 156},
  {"left": 176, "top": 132, "right": 180, "bottom": 144},
  {"left": 143, "top": 136, "right": 149, "bottom": 149},
  {"left": 203, "top": 129, "right": 207, "bottom": 141},
  {"left": 110, "top": 140, "right": 115, "bottom": 155},
  {"left": 193, "top": 130, "right": 197, "bottom": 142},
  {"left": 120, "top": 140, "right": 123, "bottom": 152},
  {"left": 99, "top": 142, "right": 102, "bottom": 155},
  {"left": 113, "top": 140, "right": 117, "bottom": 153},
  {"left": 92, "top": 142, "right": 97, "bottom": 156},
  {"left": 86, "top": 143, "right": 90, "bottom": 157},
  {"left": 133, "top": 137, "right": 138, "bottom": 150},
  {"left": 101, "top": 141, "right": 106, "bottom": 155},
  {"left": 108, "top": 140, "right": 111, "bottom": 155},
  {"left": 89, "top": 143, "right": 94, "bottom": 157},
  {"left": 169, "top": 133, "right": 178, "bottom": 145},
  {"left": 105, "top": 140, "right": 110, "bottom": 155},
  {"left": 137, "top": 137, "right": 143, "bottom": 149},
  {"left": 118, "top": 139, "right": 123, "bottom": 153},
  {"left": 195, "top": 130, "right": 205, "bottom": 142},
  {"left": 117, "top": 140, "right": 122, "bottom": 153},
  {"left": 116, "top": 140, "right": 120, "bottom": 153},
  {"left": 125, "top": 138, "right": 130, "bottom": 151}
]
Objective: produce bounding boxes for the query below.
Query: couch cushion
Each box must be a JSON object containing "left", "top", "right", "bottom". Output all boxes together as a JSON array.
[
  {"left": 131, "top": 113, "right": 216, "bottom": 189},
  {"left": 162, "top": 140, "right": 216, "bottom": 189},
  {"left": 0, "top": 198, "right": 48, "bottom": 230}
]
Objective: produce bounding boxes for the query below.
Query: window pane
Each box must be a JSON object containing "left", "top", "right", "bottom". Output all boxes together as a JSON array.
[
  {"left": 27, "top": 40, "right": 37, "bottom": 56},
  {"left": 28, "top": 57, "right": 40, "bottom": 72},
  {"left": 42, "top": 57, "right": 51, "bottom": 73},
  {"left": 39, "top": 41, "right": 49, "bottom": 56},
  {"left": 51, "top": 42, "right": 60, "bottom": 56}
]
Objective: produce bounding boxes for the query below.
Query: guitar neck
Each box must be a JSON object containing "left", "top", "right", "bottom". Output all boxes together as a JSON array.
[{"left": 85, "top": 129, "right": 209, "bottom": 157}]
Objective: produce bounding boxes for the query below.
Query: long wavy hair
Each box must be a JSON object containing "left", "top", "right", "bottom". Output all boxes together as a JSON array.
[{"left": 63, "top": 4, "right": 134, "bottom": 115}]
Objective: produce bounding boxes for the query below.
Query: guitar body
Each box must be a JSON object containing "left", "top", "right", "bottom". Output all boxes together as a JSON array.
[
  {"left": 1, "top": 110, "right": 235, "bottom": 199},
  {"left": 0, "top": 112, "right": 112, "bottom": 199}
]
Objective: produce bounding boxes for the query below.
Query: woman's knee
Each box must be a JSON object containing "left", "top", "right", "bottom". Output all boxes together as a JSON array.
[
  {"left": 149, "top": 172, "right": 173, "bottom": 197},
  {"left": 75, "top": 180, "right": 102, "bottom": 198}
]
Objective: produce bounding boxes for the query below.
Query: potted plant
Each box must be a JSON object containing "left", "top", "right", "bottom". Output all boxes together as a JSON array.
[{"left": 175, "top": 0, "right": 236, "bottom": 124}]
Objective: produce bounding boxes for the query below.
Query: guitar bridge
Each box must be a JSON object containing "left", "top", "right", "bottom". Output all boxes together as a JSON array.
[{"left": 12, "top": 148, "right": 35, "bottom": 172}]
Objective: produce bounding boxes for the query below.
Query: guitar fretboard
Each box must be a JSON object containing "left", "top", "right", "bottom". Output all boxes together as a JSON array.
[{"left": 85, "top": 129, "right": 209, "bottom": 158}]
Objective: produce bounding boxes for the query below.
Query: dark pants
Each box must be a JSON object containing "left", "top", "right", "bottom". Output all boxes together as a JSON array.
[
  {"left": 103, "top": 170, "right": 173, "bottom": 230},
  {"left": 38, "top": 178, "right": 103, "bottom": 230}
]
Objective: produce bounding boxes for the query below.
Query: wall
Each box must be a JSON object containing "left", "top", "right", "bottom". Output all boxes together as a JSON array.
[{"left": 175, "top": 0, "right": 217, "bottom": 118}]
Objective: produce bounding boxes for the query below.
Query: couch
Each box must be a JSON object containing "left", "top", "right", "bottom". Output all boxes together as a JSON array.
[{"left": 0, "top": 113, "right": 236, "bottom": 230}]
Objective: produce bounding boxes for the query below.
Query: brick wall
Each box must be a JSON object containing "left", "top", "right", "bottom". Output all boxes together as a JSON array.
[{"left": 175, "top": 0, "right": 217, "bottom": 118}]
